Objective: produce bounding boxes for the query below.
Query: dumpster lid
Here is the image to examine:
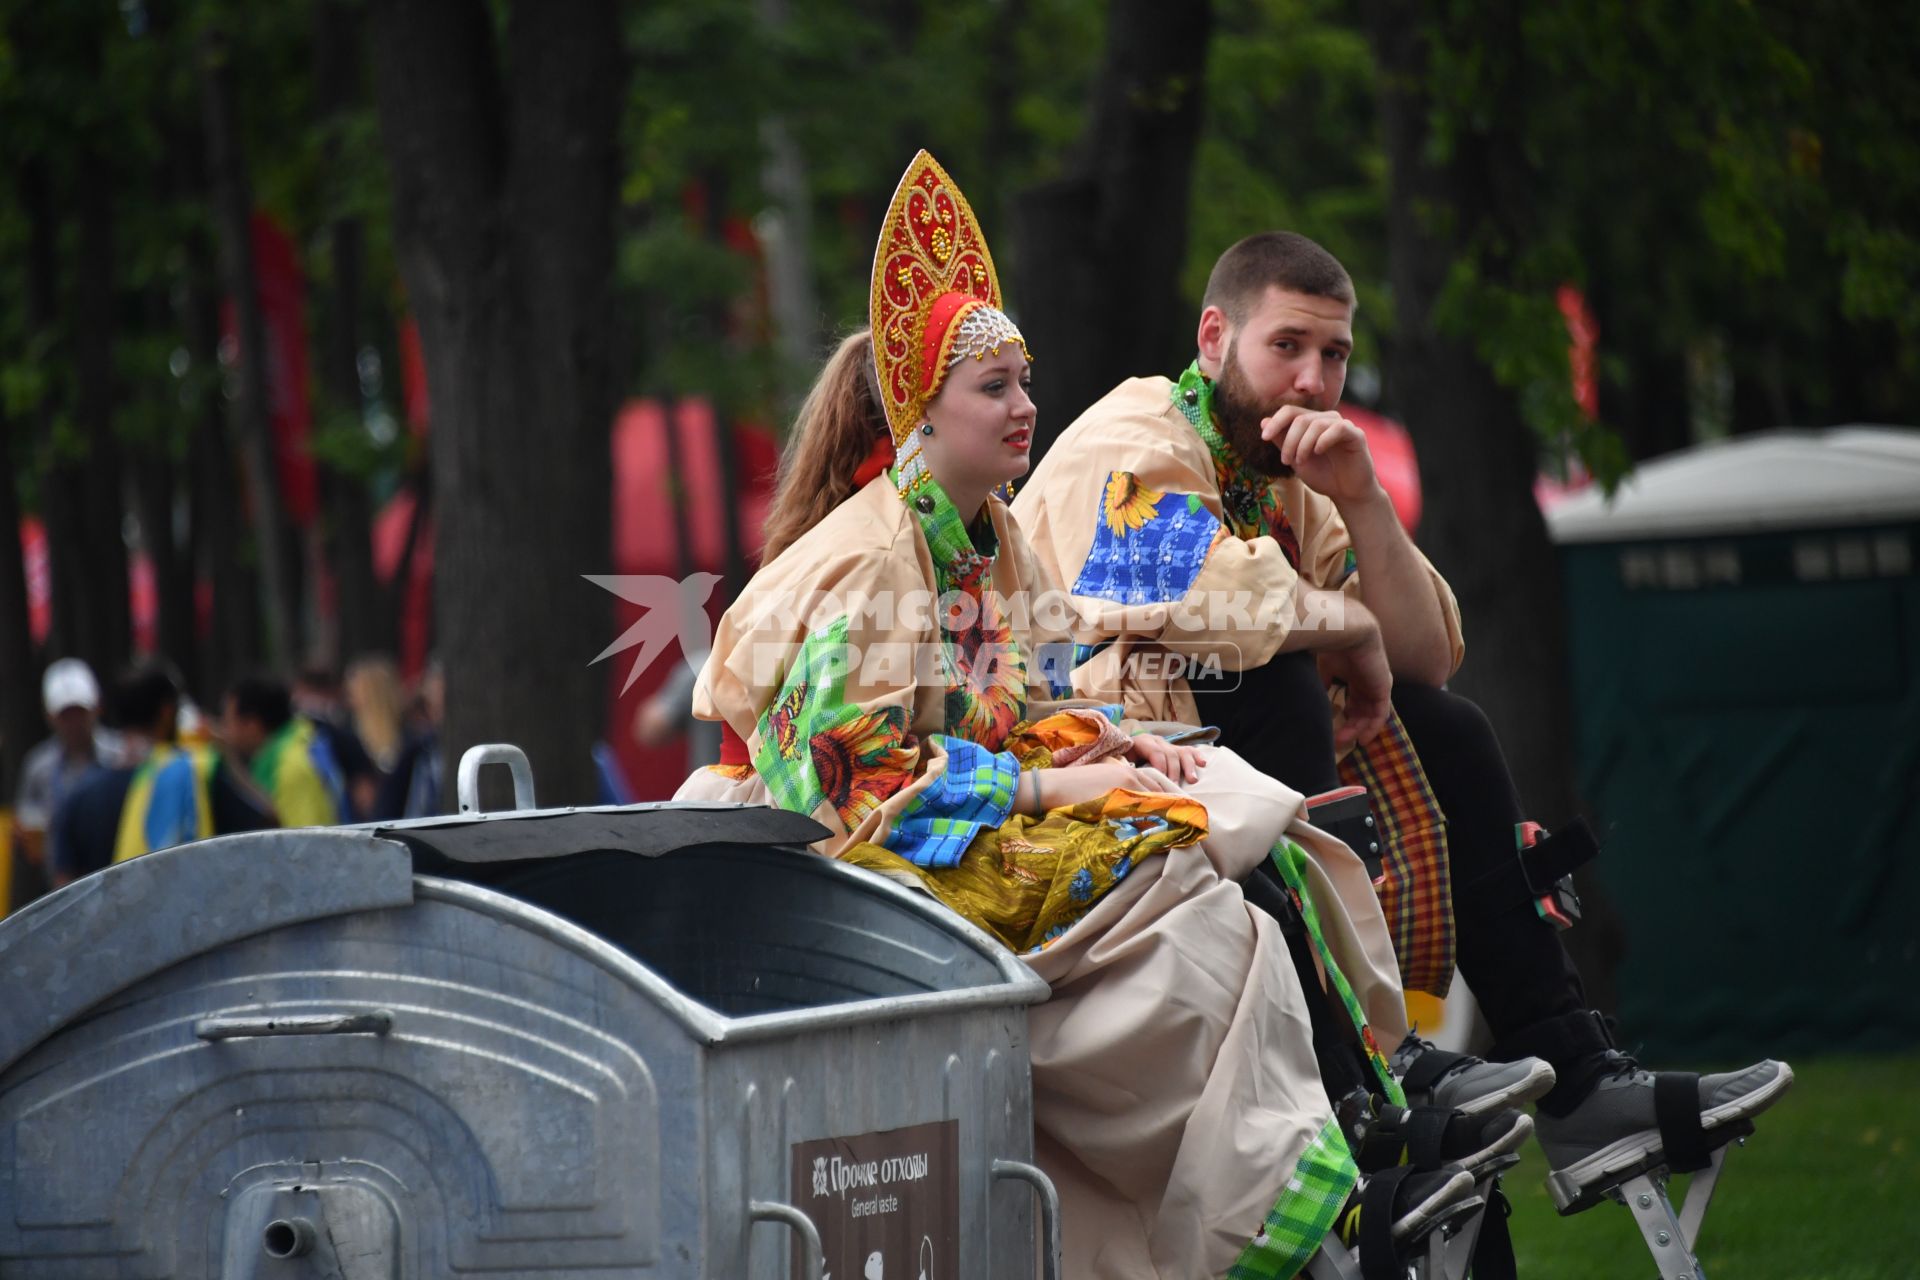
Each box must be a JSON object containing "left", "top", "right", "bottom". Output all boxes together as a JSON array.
[
  {"left": 367, "top": 801, "right": 829, "bottom": 865},
  {"left": 1546, "top": 425, "right": 1920, "bottom": 543}
]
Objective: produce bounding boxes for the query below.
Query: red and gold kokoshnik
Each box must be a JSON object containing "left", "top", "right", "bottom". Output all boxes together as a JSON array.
[{"left": 869, "top": 151, "right": 1030, "bottom": 474}]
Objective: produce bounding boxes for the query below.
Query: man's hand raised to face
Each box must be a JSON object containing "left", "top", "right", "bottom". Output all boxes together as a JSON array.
[{"left": 1261, "top": 406, "right": 1379, "bottom": 506}]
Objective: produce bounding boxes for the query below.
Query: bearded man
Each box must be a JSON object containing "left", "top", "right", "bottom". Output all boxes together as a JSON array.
[{"left": 1011, "top": 231, "right": 1790, "bottom": 1206}]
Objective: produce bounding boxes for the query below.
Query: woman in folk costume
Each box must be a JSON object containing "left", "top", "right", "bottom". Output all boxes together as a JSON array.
[{"left": 676, "top": 151, "right": 1458, "bottom": 1278}]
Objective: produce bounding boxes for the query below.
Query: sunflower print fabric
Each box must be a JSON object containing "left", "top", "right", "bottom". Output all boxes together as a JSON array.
[
  {"left": 1103, "top": 471, "right": 1163, "bottom": 535},
  {"left": 941, "top": 585, "right": 1027, "bottom": 745},
  {"left": 908, "top": 474, "right": 1029, "bottom": 746},
  {"left": 1071, "top": 469, "right": 1225, "bottom": 606},
  {"left": 753, "top": 615, "right": 918, "bottom": 828}
]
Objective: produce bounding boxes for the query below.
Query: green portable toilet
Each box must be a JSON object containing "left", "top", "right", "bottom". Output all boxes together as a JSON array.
[{"left": 1546, "top": 427, "right": 1920, "bottom": 1061}]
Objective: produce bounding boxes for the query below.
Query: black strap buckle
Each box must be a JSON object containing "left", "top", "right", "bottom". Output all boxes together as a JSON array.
[
  {"left": 1517, "top": 818, "right": 1600, "bottom": 931},
  {"left": 1307, "top": 785, "right": 1384, "bottom": 881}
]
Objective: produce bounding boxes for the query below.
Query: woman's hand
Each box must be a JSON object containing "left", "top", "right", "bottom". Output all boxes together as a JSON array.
[{"left": 1124, "top": 733, "right": 1207, "bottom": 784}]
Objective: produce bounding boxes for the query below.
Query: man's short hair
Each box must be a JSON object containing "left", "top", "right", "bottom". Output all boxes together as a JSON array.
[
  {"left": 1202, "top": 232, "right": 1355, "bottom": 325},
  {"left": 110, "top": 666, "right": 180, "bottom": 733},
  {"left": 227, "top": 674, "right": 293, "bottom": 731}
]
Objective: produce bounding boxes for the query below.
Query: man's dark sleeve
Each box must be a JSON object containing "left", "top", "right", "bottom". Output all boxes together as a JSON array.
[
  {"left": 372, "top": 737, "right": 424, "bottom": 823},
  {"left": 209, "top": 761, "right": 276, "bottom": 834},
  {"left": 51, "top": 767, "right": 134, "bottom": 882},
  {"left": 320, "top": 719, "right": 379, "bottom": 784}
]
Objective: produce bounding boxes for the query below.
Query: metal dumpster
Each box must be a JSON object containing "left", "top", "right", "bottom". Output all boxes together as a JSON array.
[{"left": 0, "top": 750, "right": 1056, "bottom": 1278}]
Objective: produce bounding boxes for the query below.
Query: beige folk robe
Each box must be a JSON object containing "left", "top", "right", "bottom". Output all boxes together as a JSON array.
[
  {"left": 676, "top": 475, "right": 1407, "bottom": 1278},
  {"left": 1010, "top": 376, "right": 1464, "bottom": 728}
]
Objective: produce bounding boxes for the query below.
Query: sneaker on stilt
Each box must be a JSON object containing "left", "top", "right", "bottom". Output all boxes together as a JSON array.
[
  {"left": 1537, "top": 1053, "right": 1793, "bottom": 1201},
  {"left": 1337, "top": 1163, "right": 1481, "bottom": 1251},
  {"left": 1361, "top": 1103, "right": 1534, "bottom": 1178},
  {"left": 1390, "top": 1031, "right": 1556, "bottom": 1116}
]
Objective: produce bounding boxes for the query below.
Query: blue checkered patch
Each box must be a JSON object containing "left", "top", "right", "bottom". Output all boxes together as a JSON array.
[
  {"left": 886, "top": 735, "right": 1020, "bottom": 868},
  {"left": 1071, "top": 476, "right": 1222, "bottom": 605}
]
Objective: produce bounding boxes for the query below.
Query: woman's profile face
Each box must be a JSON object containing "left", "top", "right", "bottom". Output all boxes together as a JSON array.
[{"left": 921, "top": 345, "right": 1035, "bottom": 499}]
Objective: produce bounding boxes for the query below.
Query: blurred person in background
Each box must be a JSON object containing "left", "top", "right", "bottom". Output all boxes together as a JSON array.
[
  {"left": 55, "top": 665, "right": 275, "bottom": 874},
  {"left": 374, "top": 659, "right": 444, "bottom": 820},
  {"left": 222, "top": 675, "right": 346, "bottom": 828},
  {"left": 293, "top": 665, "right": 383, "bottom": 822},
  {"left": 343, "top": 655, "right": 408, "bottom": 819},
  {"left": 343, "top": 656, "right": 406, "bottom": 772},
  {"left": 12, "top": 659, "right": 117, "bottom": 906},
  {"left": 633, "top": 644, "right": 722, "bottom": 776}
]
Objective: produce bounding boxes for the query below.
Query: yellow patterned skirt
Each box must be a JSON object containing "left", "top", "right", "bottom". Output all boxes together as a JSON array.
[{"left": 840, "top": 711, "right": 1209, "bottom": 953}]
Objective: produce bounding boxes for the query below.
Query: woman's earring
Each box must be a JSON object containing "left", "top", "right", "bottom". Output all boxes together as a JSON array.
[{"left": 919, "top": 422, "right": 934, "bottom": 436}]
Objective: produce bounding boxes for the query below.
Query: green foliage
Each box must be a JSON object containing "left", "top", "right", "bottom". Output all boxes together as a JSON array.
[
  {"left": 1330, "top": 0, "right": 1920, "bottom": 484},
  {"left": 4, "top": 0, "right": 1913, "bottom": 546},
  {"left": 1189, "top": 0, "right": 1388, "bottom": 356},
  {"left": 1432, "top": 253, "right": 1632, "bottom": 489},
  {"left": 614, "top": 0, "right": 1106, "bottom": 424},
  {"left": 308, "top": 400, "right": 406, "bottom": 480}
]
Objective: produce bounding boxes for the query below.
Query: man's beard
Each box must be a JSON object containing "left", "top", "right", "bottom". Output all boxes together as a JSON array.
[{"left": 1212, "top": 345, "right": 1292, "bottom": 478}]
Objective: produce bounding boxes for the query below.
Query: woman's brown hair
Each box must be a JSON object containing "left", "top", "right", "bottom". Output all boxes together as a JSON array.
[{"left": 760, "top": 329, "right": 890, "bottom": 562}]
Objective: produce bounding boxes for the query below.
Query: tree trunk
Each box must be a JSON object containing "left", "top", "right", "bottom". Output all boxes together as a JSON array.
[
  {"left": 369, "top": 0, "right": 621, "bottom": 807},
  {"left": 1366, "top": 0, "right": 1622, "bottom": 1004},
  {"left": 1608, "top": 344, "right": 1692, "bottom": 463},
  {"left": 19, "top": 157, "right": 79, "bottom": 666},
  {"left": 755, "top": 0, "right": 820, "bottom": 410},
  {"left": 315, "top": 0, "right": 387, "bottom": 665},
  {"left": 1013, "top": 0, "right": 1212, "bottom": 454},
  {"left": 1587, "top": 278, "right": 1692, "bottom": 463},
  {"left": 199, "top": 26, "right": 298, "bottom": 672},
  {"left": 58, "top": 140, "right": 132, "bottom": 677},
  {"left": 180, "top": 200, "right": 258, "bottom": 702},
  {"left": 691, "top": 167, "right": 749, "bottom": 595}
]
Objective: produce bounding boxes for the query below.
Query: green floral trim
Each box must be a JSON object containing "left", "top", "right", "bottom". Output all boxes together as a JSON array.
[
  {"left": 889, "top": 468, "right": 996, "bottom": 592},
  {"left": 1226, "top": 1117, "right": 1358, "bottom": 1279},
  {"left": 753, "top": 616, "right": 915, "bottom": 828},
  {"left": 1270, "top": 838, "right": 1405, "bottom": 1106},
  {"left": 1171, "top": 362, "right": 1302, "bottom": 562},
  {"left": 1173, "top": 361, "right": 1233, "bottom": 460},
  {"left": 1172, "top": 363, "right": 1275, "bottom": 537},
  {"left": 890, "top": 468, "right": 1027, "bottom": 745}
]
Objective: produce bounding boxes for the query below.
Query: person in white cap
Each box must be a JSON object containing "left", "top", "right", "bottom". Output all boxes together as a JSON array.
[{"left": 10, "top": 659, "right": 117, "bottom": 905}]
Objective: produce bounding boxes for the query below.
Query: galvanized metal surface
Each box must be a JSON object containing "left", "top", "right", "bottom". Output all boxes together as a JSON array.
[
  {"left": 0, "top": 826, "right": 414, "bottom": 1076},
  {"left": 456, "top": 742, "right": 537, "bottom": 813},
  {"left": 0, "top": 810, "right": 1054, "bottom": 1278},
  {"left": 486, "top": 841, "right": 1048, "bottom": 1037},
  {"left": 992, "top": 1159, "right": 1062, "bottom": 1280}
]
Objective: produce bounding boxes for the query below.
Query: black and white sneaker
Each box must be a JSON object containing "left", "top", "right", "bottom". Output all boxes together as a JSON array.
[
  {"left": 1539, "top": 1053, "right": 1793, "bottom": 1211},
  {"left": 1391, "top": 1031, "right": 1556, "bottom": 1116},
  {"left": 1361, "top": 1103, "right": 1534, "bottom": 1178}
]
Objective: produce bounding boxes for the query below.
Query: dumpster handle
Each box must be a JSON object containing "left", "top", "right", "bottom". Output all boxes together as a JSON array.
[
  {"left": 992, "top": 1158, "right": 1062, "bottom": 1280},
  {"left": 748, "top": 1199, "right": 823, "bottom": 1280},
  {"left": 457, "top": 744, "right": 537, "bottom": 814},
  {"left": 195, "top": 1010, "right": 395, "bottom": 1041}
]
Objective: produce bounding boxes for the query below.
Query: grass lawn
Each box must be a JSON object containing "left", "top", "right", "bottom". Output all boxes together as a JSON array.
[{"left": 1501, "top": 1054, "right": 1920, "bottom": 1279}]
